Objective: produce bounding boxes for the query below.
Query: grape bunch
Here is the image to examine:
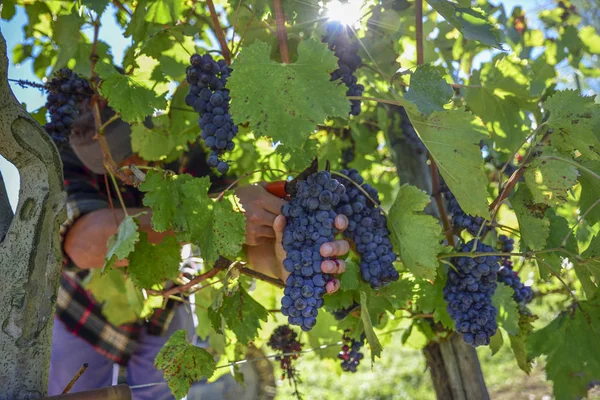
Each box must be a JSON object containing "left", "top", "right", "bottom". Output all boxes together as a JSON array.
[
  {"left": 497, "top": 235, "right": 533, "bottom": 305},
  {"left": 44, "top": 68, "right": 94, "bottom": 143},
  {"left": 335, "top": 169, "right": 399, "bottom": 289},
  {"left": 398, "top": 106, "right": 427, "bottom": 155},
  {"left": 441, "top": 181, "right": 488, "bottom": 237},
  {"left": 185, "top": 54, "right": 237, "bottom": 174},
  {"left": 268, "top": 325, "right": 303, "bottom": 380},
  {"left": 338, "top": 333, "right": 365, "bottom": 373},
  {"left": 443, "top": 240, "right": 499, "bottom": 346},
  {"left": 322, "top": 21, "right": 364, "bottom": 116},
  {"left": 280, "top": 171, "right": 345, "bottom": 331}
]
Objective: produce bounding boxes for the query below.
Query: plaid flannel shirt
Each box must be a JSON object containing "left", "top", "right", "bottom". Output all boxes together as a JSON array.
[{"left": 57, "top": 145, "right": 230, "bottom": 365}]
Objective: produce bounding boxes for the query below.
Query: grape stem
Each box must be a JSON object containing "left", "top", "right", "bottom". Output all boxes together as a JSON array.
[
  {"left": 111, "top": 0, "right": 132, "bottom": 17},
  {"left": 415, "top": 0, "right": 424, "bottom": 65},
  {"left": 215, "top": 168, "right": 289, "bottom": 202},
  {"left": 206, "top": 0, "right": 232, "bottom": 64}
]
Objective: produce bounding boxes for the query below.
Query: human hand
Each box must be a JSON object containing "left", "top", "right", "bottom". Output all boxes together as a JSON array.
[
  {"left": 235, "top": 183, "right": 287, "bottom": 246},
  {"left": 274, "top": 214, "right": 350, "bottom": 295}
]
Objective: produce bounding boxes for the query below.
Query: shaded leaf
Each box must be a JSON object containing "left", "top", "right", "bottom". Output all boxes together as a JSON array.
[
  {"left": 220, "top": 287, "right": 269, "bottom": 344},
  {"left": 511, "top": 186, "right": 550, "bottom": 251},
  {"left": 492, "top": 284, "right": 520, "bottom": 335},
  {"left": 359, "top": 290, "right": 383, "bottom": 362},
  {"left": 127, "top": 232, "right": 182, "bottom": 288},
  {"left": 389, "top": 184, "right": 444, "bottom": 279}
]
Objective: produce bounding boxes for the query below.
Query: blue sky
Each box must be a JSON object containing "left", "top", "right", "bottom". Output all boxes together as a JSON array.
[{"left": 0, "top": 0, "right": 556, "bottom": 211}]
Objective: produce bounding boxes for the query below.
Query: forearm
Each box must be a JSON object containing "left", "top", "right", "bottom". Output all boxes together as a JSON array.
[
  {"left": 245, "top": 243, "right": 283, "bottom": 281},
  {"left": 64, "top": 207, "right": 172, "bottom": 269}
]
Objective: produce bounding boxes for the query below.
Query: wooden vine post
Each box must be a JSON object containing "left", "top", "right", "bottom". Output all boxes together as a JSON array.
[{"left": 0, "top": 30, "right": 66, "bottom": 398}]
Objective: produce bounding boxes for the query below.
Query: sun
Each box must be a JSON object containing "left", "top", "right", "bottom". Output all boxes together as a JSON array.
[{"left": 325, "top": 0, "right": 364, "bottom": 28}]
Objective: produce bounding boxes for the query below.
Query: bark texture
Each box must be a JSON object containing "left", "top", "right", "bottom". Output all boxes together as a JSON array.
[
  {"left": 0, "top": 29, "right": 66, "bottom": 399},
  {"left": 386, "top": 105, "right": 489, "bottom": 400}
]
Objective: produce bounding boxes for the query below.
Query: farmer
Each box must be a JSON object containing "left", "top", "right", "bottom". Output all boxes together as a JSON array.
[{"left": 48, "top": 105, "right": 351, "bottom": 398}]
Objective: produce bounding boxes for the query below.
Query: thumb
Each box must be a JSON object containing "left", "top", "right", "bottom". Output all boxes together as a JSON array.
[{"left": 273, "top": 214, "right": 287, "bottom": 242}]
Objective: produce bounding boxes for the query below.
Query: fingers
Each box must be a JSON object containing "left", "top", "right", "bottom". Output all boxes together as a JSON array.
[
  {"left": 247, "top": 209, "right": 278, "bottom": 228},
  {"left": 259, "top": 188, "right": 288, "bottom": 215},
  {"left": 326, "top": 278, "right": 340, "bottom": 294},
  {"left": 321, "top": 258, "right": 346, "bottom": 274},
  {"left": 273, "top": 214, "right": 287, "bottom": 236},
  {"left": 320, "top": 240, "right": 351, "bottom": 257},
  {"left": 334, "top": 214, "right": 349, "bottom": 231}
]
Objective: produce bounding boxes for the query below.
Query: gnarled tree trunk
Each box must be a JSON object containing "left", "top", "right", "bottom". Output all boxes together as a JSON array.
[
  {"left": 386, "top": 105, "right": 490, "bottom": 400},
  {"left": 0, "top": 30, "right": 65, "bottom": 398}
]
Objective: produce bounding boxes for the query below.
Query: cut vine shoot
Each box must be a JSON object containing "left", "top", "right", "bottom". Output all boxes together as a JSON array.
[{"left": 185, "top": 54, "right": 237, "bottom": 174}]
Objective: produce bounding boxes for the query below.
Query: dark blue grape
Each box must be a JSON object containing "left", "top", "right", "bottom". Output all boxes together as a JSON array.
[
  {"left": 444, "top": 240, "right": 499, "bottom": 347},
  {"left": 185, "top": 53, "right": 237, "bottom": 174},
  {"left": 280, "top": 171, "right": 342, "bottom": 331}
]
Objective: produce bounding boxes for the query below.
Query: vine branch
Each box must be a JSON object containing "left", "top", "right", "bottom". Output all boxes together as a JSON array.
[
  {"left": 273, "top": 0, "right": 290, "bottom": 64},
  {"left": 206, "top": 0, "right": 232, "bottom": 64}
]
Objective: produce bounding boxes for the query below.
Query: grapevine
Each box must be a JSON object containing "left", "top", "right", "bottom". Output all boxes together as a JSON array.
[
  {"left": 44, "top": 68, "right": 94, "bottom": 143},
  {"left": 322, "top": 21, "right": 364, "bottom": 116},
  {"left": 185, "top": 54, "right": 237, "bottom": 174},
  {"left": 335, "top": 169, "right": 399, "bottom": 289},
  {"left": 280, "top": 171, "right": 345, "bottom": 331},
  {"left": 444, "top": 240, "right": 499, "bottom": 346}
]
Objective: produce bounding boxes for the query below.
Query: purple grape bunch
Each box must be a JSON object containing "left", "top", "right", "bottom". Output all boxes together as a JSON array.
[
  {"left": 444, "top": 240, "right": 499, "bottom": 346},
  {"left": 441, "top": 181, "right": 488, "bottom": 237},
  {"left": 335, "top": 169, "right": 399, "bottom": 289},
  {"left": 338, "top": 333, "right": 365, "bottom": 373},
  {"left": 322, "top": 21, "right": 364, "bottom": 116},
  {"left": 280, "top": 171, "right": 345, "bottom": 331},
  {"left": 185, "top": 54, "right": 237, "bottom": 174},
  {"left": 45, "top": 68, "right": 94, "bottom": 143},
  {"left": 497, "top": 235, "right": 533, "bottom": 305}
]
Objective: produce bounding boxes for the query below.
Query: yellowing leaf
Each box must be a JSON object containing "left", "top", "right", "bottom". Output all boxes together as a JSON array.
[
  {"left": 86, "top": 269, "right": 144, "bottom": 326},
  {"left": 155, "top": 330, "right": 216, "bottom": 399}
]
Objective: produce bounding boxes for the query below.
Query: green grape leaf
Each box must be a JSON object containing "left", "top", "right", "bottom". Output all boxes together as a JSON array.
[
  {"left": 359, "top": 290, "right": 383, "bottom": 362},
  {"left": 96, "top": 62, "right": 167, "bottom": 123},
  {"left": 492, "top": 284, "right": 519, "bottom": 335},
  {"left": 81, "top": 0, "right": 109, "bottom": 14},
  {"left": 544, "top": 90, "right": 600, "bottom": 160},
  {"left": 511, "top": 186, "right": 550, "bottom": 251},
  {"left": 124, "top": 0, "right": 149, "bottom": 43},
  {"left": 140, "top": 172, "right": 245, "bottom": 265},
  {"left": 1, "top": 0, "right": 15, "bottom": 20},
  {"left": 489, "top": 330, "right": 504, "bottom": 356},
  {"left": 407, "top": 107, "right": 490, "bottom": 217},
  {"left": 220, "top": 287, "right": 269, "bottom": 344},
  {"left": 405, "top": 65, "right": 453, "bottom": 116},
  {"left": 578, "top": 160, "right": 600, "bottom": 225},
  {"left": 524, "top": 151, "right": 579, "bottom": 206},
  {"left": 104, "top": 215, "right": 140, "bottom": 271},
  {"left": 536, "top": 210, "right": 579, "bottom": 283},
  {"left": 127, "top": 232, "right": 181, "bottom": 288},
  {"left": 509, "top": 311, "right": 538, "bottom": 374},
  {"left": 131, "top": 115, "right": 197, "bottom": 161},
  {"left": 228, "top": 39, "right": 349, "bottom": 150},
  {"left": 340, "top": 259, "right": 360, "bottom": 291},
  {"left": 205, "top": 199, "right": 246, "bottom": 264},
  {"left": 464, "top": 65, "right": 529, "bottom": 153},
  {"left": 54, "top": 14, "right": 84, "bottom": 49},
  {"left": 528, "top": 297, "right": 600, "bottom": 400},
  {"left": 389, "top": 184, "right": 444, "bottom": 279},
  {"left": 415, "top": 272, "right": 454, "bottom": 329},
  {"left": 155, "top": 330, "right": 216, "bottom": 399},
  {"left": 377, "top": 279, "right": 414, "bottom": 310},
  {"left": 145, "top": 0, "right": 185, "bottom": 25},
  {"left": 86, "top": 269, "right": 144, "bottom": 326},
  {"left": 139, "top": 171, "right": 205, "bottom": 233},
  {"left": 426, "top": 0, "right": 502, "bottom": 48}
]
